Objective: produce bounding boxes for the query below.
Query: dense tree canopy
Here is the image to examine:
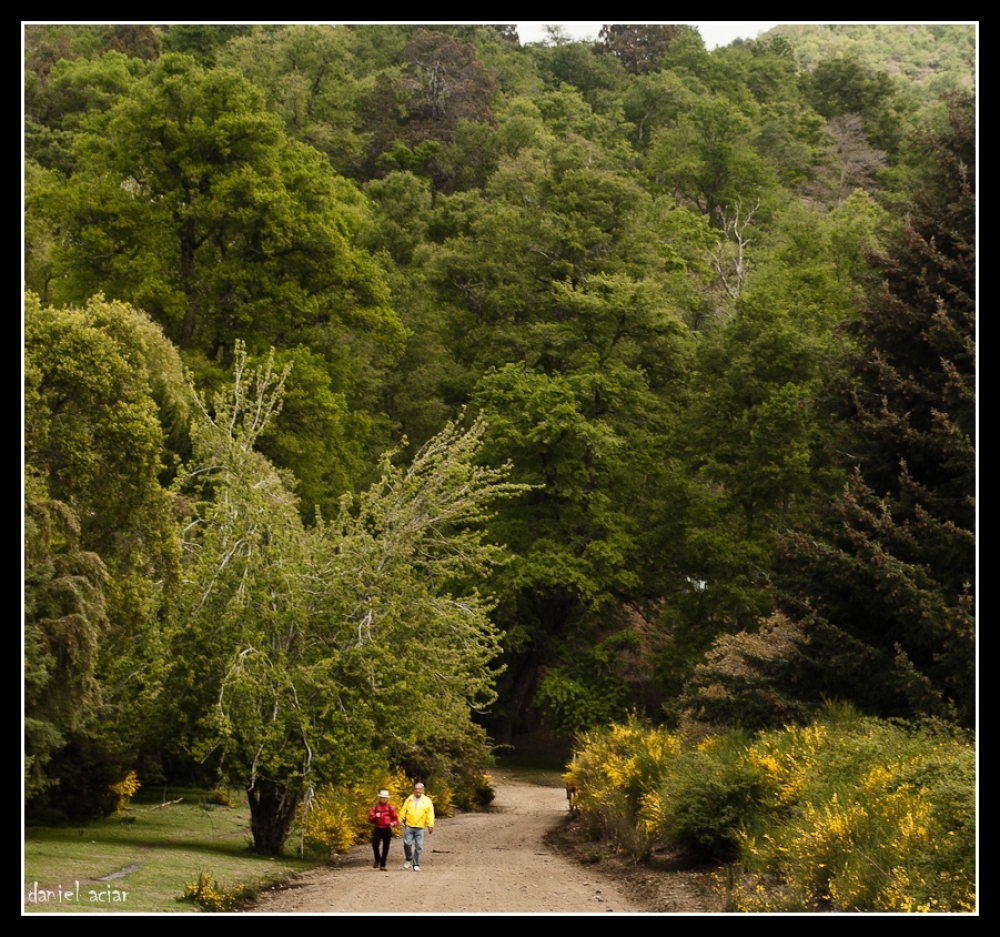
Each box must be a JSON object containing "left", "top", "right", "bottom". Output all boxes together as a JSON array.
[
  {"left": 597, "top": 25, "right": 681, "bottom": 75},
  {"left": 24, "top": 294, "right": 185, "bottom": 814},
  {"left": 686, "top": 92, "right": 975, "bottom": 730},
  {"left": 23, "top": 25, "right": 975, "bottom": 827},
  {"left": 43, "top": 54, "right": 401, "bottom": 363}
]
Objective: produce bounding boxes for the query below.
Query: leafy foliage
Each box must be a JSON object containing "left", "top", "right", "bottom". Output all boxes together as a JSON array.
[
  {"left": 24, "top": 492, "right": 108, "bottom": 802},
  {"left": 767, "top": 24, "right": 975, "bottom": 102},
  {"left": 168, "top": 345, "right": 523, "bottom": 853},
  {"left": 683, "top": 612, "right": 811, "bottom": 731},
  {"left": 216, "top": 26, "right": 364, "bottom": 174},
  {"left": 535, "top": 631, "right": 638, "bottom": 735},
  {"left": 24, "top": 294, "right": 184, "bottom": 815},
  {"left": 38, "top": 53, "right": 402, "bottom": 366},
  {"left": 22, "top": 27, "right": 976, "bottom": 806},
  {"left": 597, "top": 25, "right": 681, "bottom": 76}
]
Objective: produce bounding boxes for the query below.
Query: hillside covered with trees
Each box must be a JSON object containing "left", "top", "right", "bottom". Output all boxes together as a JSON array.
[{"left": 23, "top": 24, "right": 975, "bottom": 856}]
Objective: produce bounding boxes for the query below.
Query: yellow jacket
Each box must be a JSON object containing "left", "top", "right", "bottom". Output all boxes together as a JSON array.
[{"left": 399, "top": 793, "right": 435, "bottom": 829}]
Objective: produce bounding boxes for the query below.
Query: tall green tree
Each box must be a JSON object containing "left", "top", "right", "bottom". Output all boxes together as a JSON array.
[
  {"left": 29, "top": 53, "right": 405, "bottom": 511},
  {"left": 24, "top": 293, "right": 185, "bottom": 813},
  {"left": 775, "top": 92, "right": 975, "bottom": 725},
  {"left": 24, "top": 488, "right": 109, "bottom": 804},
  {"left": 40, "top": 53, "right": 402, "bottom": 366},
  {"left": 645, "top": 89, "right": 778, "bottom": 226},
  {"left": 801, "top": 53, "right": 907, "bottom": 155},
  {"left": 168, "top": 345, "right": 522, "bottom": 853},
  {"left": 217, "top": 25, "right": 364, "bottom": 174},
  {"left": 24, "top": 294, "right": 184, "bottom": 640},
  {"left": 25, "top": 50, "right": 148, "bottom": 173}
]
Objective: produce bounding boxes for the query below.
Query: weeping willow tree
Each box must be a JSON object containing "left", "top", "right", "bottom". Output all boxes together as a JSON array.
[{"left": 24, "top": 293, "right": 186, "bottom": 817}]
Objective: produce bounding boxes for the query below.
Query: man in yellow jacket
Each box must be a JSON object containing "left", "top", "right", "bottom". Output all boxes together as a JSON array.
[{"left": 399, "top": 782, "right": 435, "bottom": 871}]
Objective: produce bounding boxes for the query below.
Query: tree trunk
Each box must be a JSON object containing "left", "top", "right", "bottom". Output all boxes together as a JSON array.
[{"left": 246, "top": 777, "right": 301, "bottom": 856}]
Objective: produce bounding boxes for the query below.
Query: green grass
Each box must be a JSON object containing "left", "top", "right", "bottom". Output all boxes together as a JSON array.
[
  {"left": 24, "top": 789, "right": 320, "bottom": 913},
  {"left": 495, "top": 751, "right": 569, "bottom": 787}
]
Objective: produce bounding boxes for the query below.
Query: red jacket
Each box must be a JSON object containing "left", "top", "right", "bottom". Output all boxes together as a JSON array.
[{"left": 369, "top": 801, "right": 399, "bottom": 829}]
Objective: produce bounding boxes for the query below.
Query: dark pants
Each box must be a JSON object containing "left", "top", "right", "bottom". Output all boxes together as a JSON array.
[{"left": 372, "top": 827, "right": 392, "bottom": 867}]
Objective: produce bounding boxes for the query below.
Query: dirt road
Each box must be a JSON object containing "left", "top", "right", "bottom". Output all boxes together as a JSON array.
[{"left": 250, "top": 771, "right": 651, "bottom": 913}]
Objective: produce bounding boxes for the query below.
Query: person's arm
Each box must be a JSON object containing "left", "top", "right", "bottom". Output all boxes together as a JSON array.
[{"left": 427, "top": 800, "right": 435, "bottom": 832}]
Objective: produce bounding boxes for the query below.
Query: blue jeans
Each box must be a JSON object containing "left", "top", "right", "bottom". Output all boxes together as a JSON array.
[{"left": 403, "top": 825, "right": 426, "bottom": 865}]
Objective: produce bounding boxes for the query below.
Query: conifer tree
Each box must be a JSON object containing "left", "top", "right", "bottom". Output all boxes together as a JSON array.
[{"left": 778, "top": 91, "right": 975, "bottom": 724}]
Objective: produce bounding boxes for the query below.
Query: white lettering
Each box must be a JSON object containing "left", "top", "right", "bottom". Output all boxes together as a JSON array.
[
  {"left": 89, "top": 888, "right": 128, "bottom": 903},
  {"left": 27, "top": 881, "right": 82, "bottom": 904}
]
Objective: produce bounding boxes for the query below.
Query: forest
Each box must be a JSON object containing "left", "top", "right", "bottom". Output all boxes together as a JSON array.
[{"left": 24, "top": 24, "right": 975, "bottom": 861}]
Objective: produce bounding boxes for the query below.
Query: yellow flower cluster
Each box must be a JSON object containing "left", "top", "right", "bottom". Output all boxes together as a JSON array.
[
  {"left": 182, "top": 871, "right": 250, "bottom": 912},
  {"left": 565, "top": 716, "right": 684, "bottom": 857},
  {"left": 108, "top": 770, "right": 141, "bottom": 814},
  {"left": 427, "top": 778, "right": 455, "bottom": 818},
  {"left": 638, "top": 790, "right": 667, "bottom": 838},
  {"left": 744, "top": 723, "right": 828, "bottom": 808},
  {"left": 301, "top": 769, "right": 413, "bottom": 853},
  {"left": 735, "top": 719, "right": 974, "bottom": 912}
]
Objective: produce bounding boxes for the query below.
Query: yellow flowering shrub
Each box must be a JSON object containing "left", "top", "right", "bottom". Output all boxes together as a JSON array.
[
  {"left": 733, "top": 712, "right": 975, "bottom": 912},
  {"left": 182, "top": 871, "right": 252, "bottom": 912},
  {"left": 566, "top": 716, "right": 684, "bottom": 859},
  {"left": 207, "top": 787, "right": 237, "bottom": 807},
  {"left": 425, "top": 777, "right": 454, "bottom": 818},
  {"left": 302, "top": 769, "right": 413, "bottom": 853},
  {"left": 108, "top": 770, "right": 141, "bottom": 814},
  {"left": 570, "top": 706, "right": 974, "bottom": 912}
]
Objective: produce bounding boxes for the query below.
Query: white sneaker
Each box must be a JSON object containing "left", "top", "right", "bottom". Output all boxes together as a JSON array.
[
  {"left": 404, "top": 861, "right": 411, "bottom": 870},
  {"left": 413, "top": 865, "right": 421, "bottom": 872}
]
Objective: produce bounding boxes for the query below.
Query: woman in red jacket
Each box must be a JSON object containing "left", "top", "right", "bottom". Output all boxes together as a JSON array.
[{"left": 369, "top": 789, "right": 400, "bottom": 871}]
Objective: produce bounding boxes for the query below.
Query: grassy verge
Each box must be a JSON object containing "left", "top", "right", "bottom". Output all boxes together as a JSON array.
[
  {"left": 496, "top": 742, "right": 572, "bottom": 787},
  {"left": 24, "top": 789, "right": 320, "bottom": 913}
]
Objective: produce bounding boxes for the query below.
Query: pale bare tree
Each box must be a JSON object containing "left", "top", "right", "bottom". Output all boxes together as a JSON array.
[
  {"left": 710, "top": 199, "right": 758, "bottom": 301},
  {"left": 801, "top": 113, "right": 887, "bottom": 208},
  {"left": 824, "top": 113, "right": 886, "bottom": 205}
]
